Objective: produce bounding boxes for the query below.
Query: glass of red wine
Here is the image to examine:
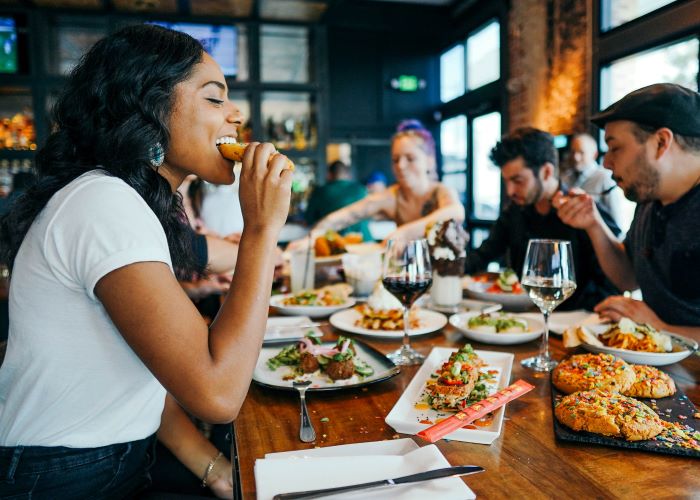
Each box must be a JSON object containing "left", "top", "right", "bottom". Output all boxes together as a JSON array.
[{"left": 382, "top": 238, "right": 433, "bottom": 366}]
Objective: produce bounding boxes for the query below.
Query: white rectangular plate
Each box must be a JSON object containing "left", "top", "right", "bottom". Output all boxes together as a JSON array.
[
  {"left": 264, "top": 316, "right": 322, "bottom": 343},
  {"left": 255, "top": 443, "right": 475, "bottom": 500},
  {"left": 385, "top": 347, "right": 513, "bottom": 444}
]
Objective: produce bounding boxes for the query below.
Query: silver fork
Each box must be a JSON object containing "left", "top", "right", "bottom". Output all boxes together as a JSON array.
[{"left": 292, "top": 380, "right": 316, "bottom": 443}]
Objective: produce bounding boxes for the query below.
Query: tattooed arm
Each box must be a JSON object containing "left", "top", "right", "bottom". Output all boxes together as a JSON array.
[
  {"left": 311, "top": 188, "right": 395, "bottom": 236},
  {"left": 384, "top": 184, "right": 465, "bottom": 242}
]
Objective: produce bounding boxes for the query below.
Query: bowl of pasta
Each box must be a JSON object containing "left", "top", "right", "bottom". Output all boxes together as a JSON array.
[{"left": 570, "top": 318, "right": 698, "bottom": 366}]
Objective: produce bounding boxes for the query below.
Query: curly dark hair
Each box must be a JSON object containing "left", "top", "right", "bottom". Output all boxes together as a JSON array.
[
  {"left": 489, "top": 127, "right": 558, "bottom": 175},
  {"left": 0, "top": 24, "right": 205, "bottom": 279}
]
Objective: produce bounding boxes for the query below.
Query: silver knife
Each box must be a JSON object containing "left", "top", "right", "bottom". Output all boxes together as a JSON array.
[{"left": 272, "top": 465, "right": 484, "bottom": 499}]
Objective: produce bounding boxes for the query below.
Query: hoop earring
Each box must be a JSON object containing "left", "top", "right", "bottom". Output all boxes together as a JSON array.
[{"left": 149, "top": 142, "right": 164, "bottom": 168}]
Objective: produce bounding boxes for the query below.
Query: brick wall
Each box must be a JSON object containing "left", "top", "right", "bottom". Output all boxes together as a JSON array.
[{"left": 507, "top": 0, "right": 593, "bottom": 135}]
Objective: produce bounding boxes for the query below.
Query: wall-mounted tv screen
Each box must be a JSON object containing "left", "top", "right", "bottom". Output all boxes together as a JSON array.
[
  {"left": 0, "top": 17, "right": 18, "bottom": 74},
  {"left": 151, "top": 22, "right": 237, "bottom": 77}
]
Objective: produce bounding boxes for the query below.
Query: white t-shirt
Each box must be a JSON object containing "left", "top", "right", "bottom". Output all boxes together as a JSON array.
[{"left": 0, "top": 170, "right": 172, "bottom": 447}]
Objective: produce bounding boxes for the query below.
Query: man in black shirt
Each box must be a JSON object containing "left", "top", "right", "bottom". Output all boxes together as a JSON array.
[
  {"left": 464, "top": 127, "right": 620, "bottom": 311},
  {"left": 555, "top": 83, "right": 700, "bottom": 340}
]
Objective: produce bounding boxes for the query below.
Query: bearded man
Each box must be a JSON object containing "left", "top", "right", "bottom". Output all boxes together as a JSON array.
[{"left": 464, "top": 127, "right": 620, "bottom": 311}]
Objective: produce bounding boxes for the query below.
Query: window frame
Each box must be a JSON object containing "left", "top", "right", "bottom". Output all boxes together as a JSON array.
[
  {"left": 593, "top": 0, "right": 700, "bottom": 117},
  {"left": 435, "top": 1, "right": 508, "bottom": 246}
]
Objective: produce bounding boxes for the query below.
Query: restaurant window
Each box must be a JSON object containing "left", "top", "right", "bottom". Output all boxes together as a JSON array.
[
  {"left": 472, "top": 111, "right": 502, "bottom": 221},
  {"left": 260, "top": 25, "right": 310, "bottom": 83},
  {"left": 440, "top": 115, "right": 467, "bottom": 203},
  {"left": 466, "top": 20, "right": 500, "bottom": 91},
  {"left": 600, "top": 36, "right": 699, "bottom": 109},
  {"left": 440, "top": 44, "right": 464, "bottom": 103},
  {"left": 600, "top": 0, "right": 680, "bottom": 32}
]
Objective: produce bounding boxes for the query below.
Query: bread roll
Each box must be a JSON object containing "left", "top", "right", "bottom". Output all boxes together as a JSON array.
[{"left": 216, "top": 142, "right": 295, "bottom": 171}]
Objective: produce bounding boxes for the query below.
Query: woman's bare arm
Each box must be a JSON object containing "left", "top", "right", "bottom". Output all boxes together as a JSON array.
[
  {"left": 157, "top": 395, "right": 233, "bottom": 498},
  {"left": 386, "top": 183, "right": 465, "bottom": 241},
  {"left": 95, "top": 143, "right": 292, "bottom": 423},
  {"left": 312, "top": 188, "right": 394, "bottom": 235}
]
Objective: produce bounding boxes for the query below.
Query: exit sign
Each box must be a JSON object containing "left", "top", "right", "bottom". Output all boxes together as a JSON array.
[{"left": 390, "top": 75, "right": 426, "bottom": 92}]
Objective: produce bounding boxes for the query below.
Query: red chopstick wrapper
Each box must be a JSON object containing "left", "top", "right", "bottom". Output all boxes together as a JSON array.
[{"left": 417, "top": 379, "right": 535, "bottom": 443}]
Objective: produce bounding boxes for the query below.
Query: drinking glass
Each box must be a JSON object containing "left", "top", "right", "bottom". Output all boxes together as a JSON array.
[
  {"left": 520, "top": 239, "right": 576, "bottom": 372},
  {"left": 382, "top": 238, "right": 433, "bottom": 366}
]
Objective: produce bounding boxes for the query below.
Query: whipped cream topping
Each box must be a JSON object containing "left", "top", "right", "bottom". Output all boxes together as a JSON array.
[{"left": 367, "top": 281, "right": 402, "bottom": 311}]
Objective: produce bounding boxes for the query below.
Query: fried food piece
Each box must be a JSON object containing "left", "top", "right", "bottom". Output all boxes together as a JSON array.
[
  {"left": 325, "top": 358, "right": 355, "bottom": 381},
  {"left": 622, "top": 364, "right": 676, "bottom": 399},
  {"left": 555, "top": 389, "right": 664, "bottom": 441},
  {"left": 314, "top": 237, "right": 332, "bottom": 257},
  {"left": 300, "top": 351, "right": 320, "bottom": 374},
  {"left": 552, "top": 353, "right": 635, "bottom": 395},
  {"left": 217, "top": 142, "right": 295, "bottom": 171}
]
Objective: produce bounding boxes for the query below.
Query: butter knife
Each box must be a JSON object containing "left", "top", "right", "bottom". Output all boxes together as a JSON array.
[{"left": 272, "top": 465, "right": 484, "bottom": 499}]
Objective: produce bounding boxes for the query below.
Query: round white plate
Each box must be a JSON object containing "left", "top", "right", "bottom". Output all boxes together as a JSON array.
[
  {"left": 462, "top": 278, "right": 534, "bottom": 311},
  {"left": 270, "top": 294, "right": 355, "bottom": 318},
  {"left": 328, "top": 308, "right": 447, "bottom": 338},
  {"left": 579, "top": 325, "right": 698, "bottom": 366},
  {"left": 419, "top": 294, "right": 502, "bottom": 315},
  {"left": 449, "top": 311, "right": 544, "bottom": 345}
]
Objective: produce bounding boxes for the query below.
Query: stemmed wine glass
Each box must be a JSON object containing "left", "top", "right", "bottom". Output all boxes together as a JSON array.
[
  {"left": 382, "top": 238, "right": 433, "bottom": 366},
  {"left": 520, "top": 239, "right": 576, "bottom": 372}
]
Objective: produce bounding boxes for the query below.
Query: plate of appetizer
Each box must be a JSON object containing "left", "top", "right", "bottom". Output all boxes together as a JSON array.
[
  {"left": 463, "top": 269, "right": 534, "bottom": 311},
  {"left": 329, "top": 306, "right": 447, "bottom": 338},
  {"left": 449, "top": 311, "right": 543, "bottom": 345},
  {"left": 385, "top": 345, "right": 513, "bottom": 444},
  {"left": 253, "top": 336, "right": 400, "bottom": 391},
  {"left": 564, "top": 317, "right": 698, "bottom": 366},
  {"left": 270, "top": 284, "right": 355, "bottom": 318}
]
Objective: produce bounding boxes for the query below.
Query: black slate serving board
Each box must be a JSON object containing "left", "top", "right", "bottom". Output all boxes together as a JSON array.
[{"left": 551, "top": 376, "right": 700, "bottom": 458}]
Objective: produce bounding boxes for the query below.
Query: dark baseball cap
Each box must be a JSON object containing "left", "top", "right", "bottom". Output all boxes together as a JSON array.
[{"left": 591, "top": 83, "right": 700, "bottom": 137}]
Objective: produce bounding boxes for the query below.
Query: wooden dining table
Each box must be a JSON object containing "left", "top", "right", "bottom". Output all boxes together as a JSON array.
[{"left": 234, "top": 314, "right": 700, "bottom": 499}]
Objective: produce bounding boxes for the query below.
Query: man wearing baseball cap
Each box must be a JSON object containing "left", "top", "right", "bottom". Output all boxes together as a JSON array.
[{"left": 554, "top": 83, "right": 700, "bottom": 339}]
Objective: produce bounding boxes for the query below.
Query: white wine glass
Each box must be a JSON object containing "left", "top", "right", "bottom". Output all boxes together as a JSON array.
[
  {"left": 382, "top": 238, "right": 433, "bottom": 366},
  {"left": 520, "top": 239, "right": 576, "bottom": 372}
]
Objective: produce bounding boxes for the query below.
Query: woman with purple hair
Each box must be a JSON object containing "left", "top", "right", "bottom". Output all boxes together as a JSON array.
[{"left": 292, "top": 120, "right": 464, "bottom": 245}]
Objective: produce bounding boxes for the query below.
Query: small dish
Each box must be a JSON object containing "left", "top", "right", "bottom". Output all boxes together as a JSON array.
[
  {"left": 462, "top": 277, "right": 534, "bottom": 311},
  {"left": 579, "top": 325, "right": 698, "bottom": 366},
  {"left": 420, "top": 295, "right": 502, "bottom": 315},
  {"left": 328, "top": 308, "right": 447, "bottom": 338},
  {"left": 449, "top": 311, "right": 544, "bottom": 345},
  {"left": 264, "top": 316, "right": 323, "bottom": 344},
  {"left": 270, "top": 294, "right": 355, "bottom": 318}
]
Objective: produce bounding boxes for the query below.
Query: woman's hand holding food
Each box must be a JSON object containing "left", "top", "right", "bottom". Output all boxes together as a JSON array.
[
  {"left": 237, "top": 142, "right": 292, "bottom": 235},
  {"left": 594, "top": 295, "right": 667, "bottom": 332}
]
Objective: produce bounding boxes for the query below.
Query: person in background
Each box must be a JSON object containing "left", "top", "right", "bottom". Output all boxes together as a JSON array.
[
  {"left": 554, "top": 83, "right": 700, "bottom": 339},
  {"left": 364, "top": 170, "right": 388, "bottom": 194},
  {"left": 0, "top": 24, "right": 291, "bottom": 497},
  {"left": 304, "top": 160, "right": 373, "bottom": 241},
  {"left": 561, "top": 132, "right": 629, "bottom": 232},
  {"left": 464, "top": 127, "right": 620, "bottom": 311},
  {"left": 290, "top": 119, "right": 464, "bottom": 247}
]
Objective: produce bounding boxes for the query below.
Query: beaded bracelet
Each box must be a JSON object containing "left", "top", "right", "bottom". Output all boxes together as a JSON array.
[{"left": 201, "top": 451, "right": 224, "bottom": 488}]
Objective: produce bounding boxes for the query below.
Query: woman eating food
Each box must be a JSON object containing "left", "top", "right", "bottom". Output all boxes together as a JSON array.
[
  {"left": 289, "top": 120, "right": 465, "bottom": 248},
  {"left": 0, "top": 24, "right": 292, "bottom": 497}
]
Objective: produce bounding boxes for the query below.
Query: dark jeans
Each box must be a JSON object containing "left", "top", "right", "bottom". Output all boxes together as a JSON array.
[{"left": 0, "top": 434, "right": 156, "bottom": 499}]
